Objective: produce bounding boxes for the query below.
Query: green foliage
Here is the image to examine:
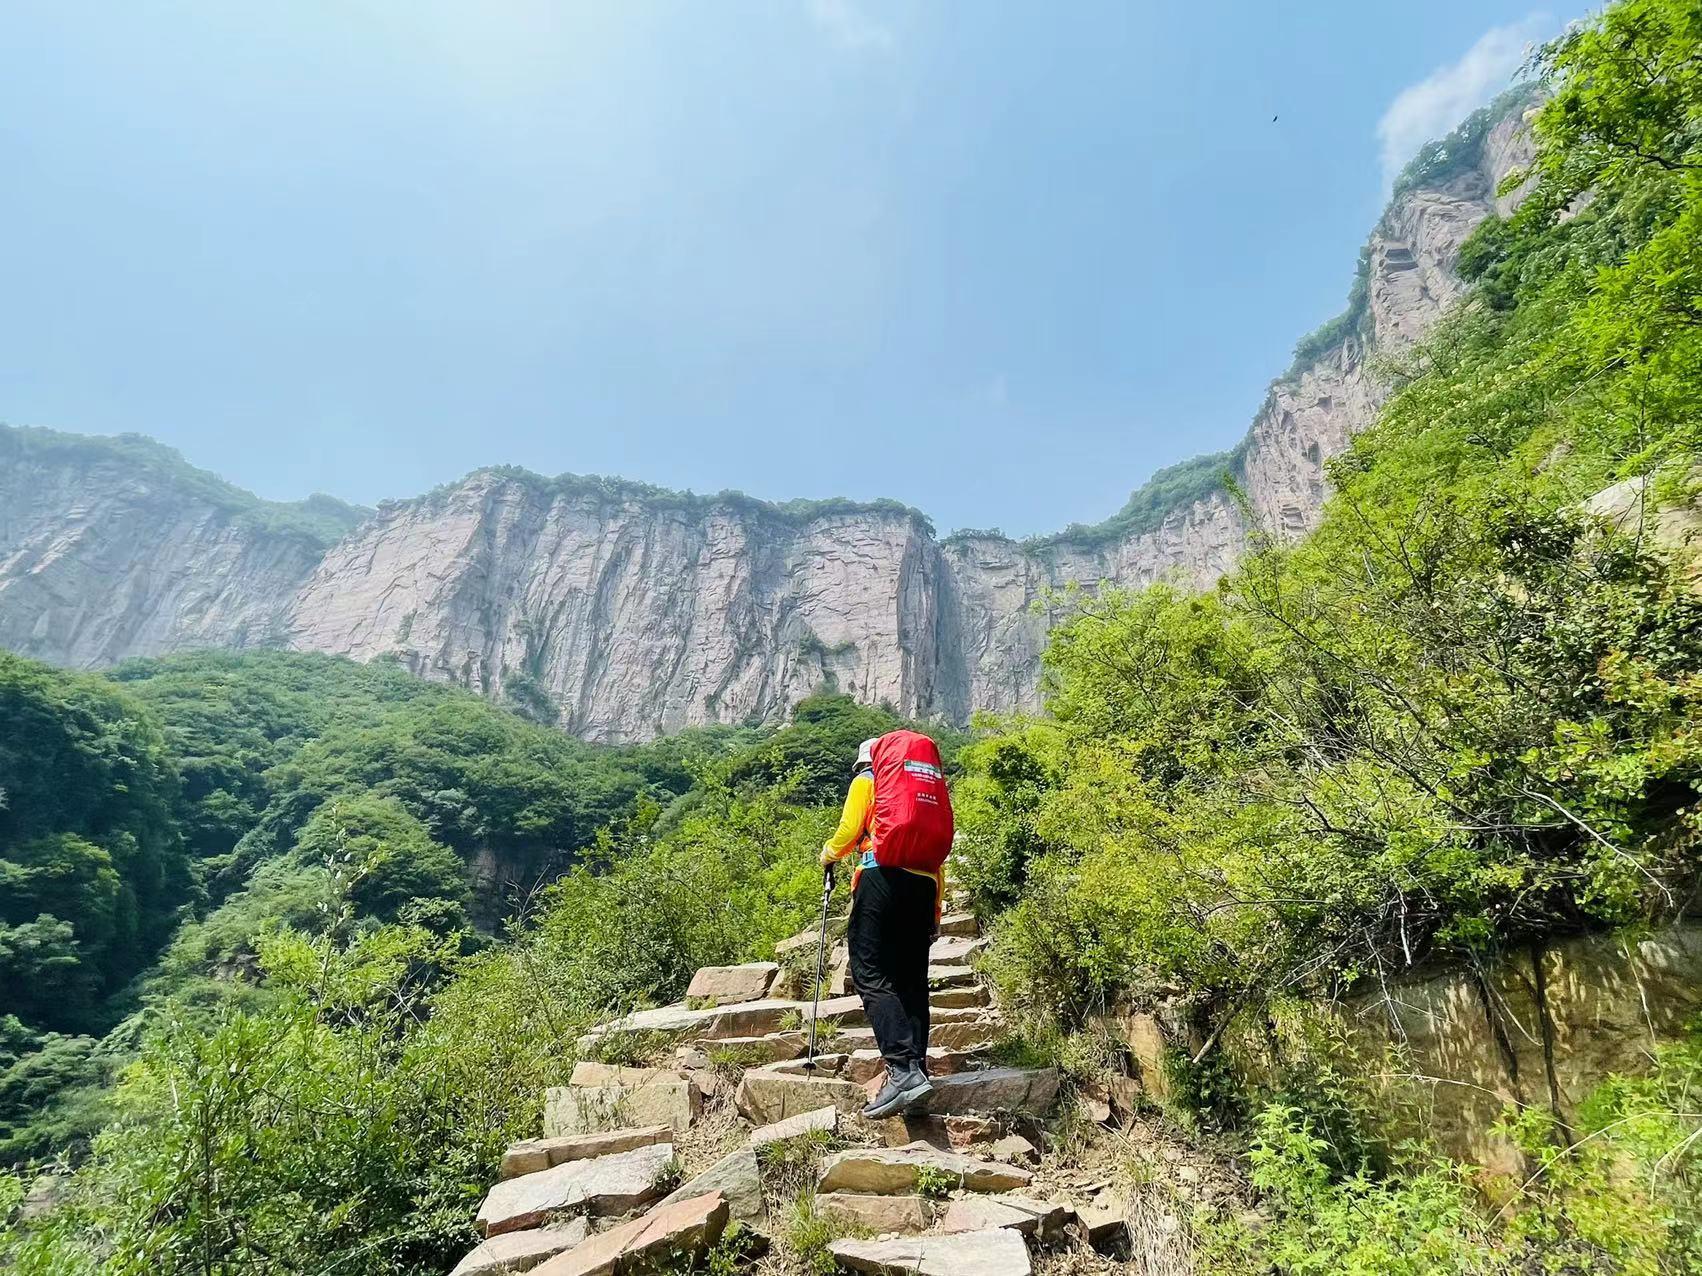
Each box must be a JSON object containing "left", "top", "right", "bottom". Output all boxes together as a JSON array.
[
  {"left": 0, "top": 425, "right": 368, "bottom": 547},
  {"left": 1034, "top": 447, "right": 1247, "bottom": 550},
  {"left": 0, "top": 654, "right": 187, "bottom": 1037},
  {"left": 964, "top": 0, "right": 1702, "bottom": 1114},
  {"left": 913, "top": 1164, "right": 957, "bottom": 1200}
]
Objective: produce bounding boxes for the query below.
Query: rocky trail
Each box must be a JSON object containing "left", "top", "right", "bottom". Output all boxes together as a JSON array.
[{"left": 450, "top": 883, "right": 1249, "bottom": 1276}]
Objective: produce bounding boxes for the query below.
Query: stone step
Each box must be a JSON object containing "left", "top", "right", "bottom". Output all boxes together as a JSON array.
[
  {"left": 686, "top": 962, "right": 779, "bottom": 1006},
  {"left": 475, "top": 1143, "right": 675, "bottom": 1237},
  {"left": 655, "top": 1149, "right": 764, "bottom": 1223},
  {"left": 749, "top": 1103, "right": 839, "bottom": 1148},
  {"left": 677, "top": 1032, "right": 806, "bottom": 1068},
  {"left": 544, "top": 1075, "right": 699, "bottom": 1137},
  {"left": 451, "top": 1218, "right": 589, "bottom": 1276},
  {"left": 938, "top": 912, "right": 979, "bottom": 938},
  {"left": 829, "top": 1229, "right": 1033, "bottom": 1276},
  {"left": 818, "top": 1142, "right": 1034, "bottom": 1196},
  {"left": 931, "top": 986, "right": 992, "bottom": 1010},
  {"left": 911, "top": 1067, "right": 1061, "bottom": 1118},
  {"left": 579, "top": 997, "right": 806, "bottom": 1050},
  {"left": 530, "top": 1191, "right": 730, "bottom": 1276},
  {"left": 937, "top": 1195, "right": 1073, "bottom": 1244},
  {"left": 842, "top": 1047, "right": 989, "bottom": 1084},
  {"left": 817, "top": 1192, "right": 930, "bottom": 1234},
  {"left": 929, "top": 935, "right": 989, "bottom": 965},
  {"left": 500, "top": 1125, "right": 672, "bottom": 1180},
  {"left": 568, "top": 1062, "right": 683, "bottom": 1088},
  {"left": 928, "top": 965, "right": 978, "bottom": 989},
  {"left": 734, "top": 1067, "right": 867, "bottom": 1124}
]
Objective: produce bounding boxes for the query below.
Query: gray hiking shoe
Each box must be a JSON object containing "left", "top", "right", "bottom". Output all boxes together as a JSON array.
[{"left": 862, "top": 1066, "right": 933, "bottom": 1120}]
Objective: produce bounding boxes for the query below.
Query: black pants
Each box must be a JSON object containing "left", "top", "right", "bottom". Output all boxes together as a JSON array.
[{"left": 848, "top": 865, "right": 937, "bottom": 1074}]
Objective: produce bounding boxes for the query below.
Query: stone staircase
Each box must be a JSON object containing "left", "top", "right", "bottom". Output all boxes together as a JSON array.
[{"left": 447, "top": 896, "right": 1136, "bottom": 1276}]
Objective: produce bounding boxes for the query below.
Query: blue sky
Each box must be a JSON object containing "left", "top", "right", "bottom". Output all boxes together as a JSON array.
[{"left": 0, "top": 2, "right": 1561, "bottom": 536}]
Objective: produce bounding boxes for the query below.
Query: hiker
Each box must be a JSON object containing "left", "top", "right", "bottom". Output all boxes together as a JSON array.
[{"left": 820, "top": 730, "right": 954, "bottom": 1119}]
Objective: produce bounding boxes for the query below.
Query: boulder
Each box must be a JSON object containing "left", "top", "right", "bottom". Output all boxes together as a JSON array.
[
  {"left": 749, "top": 1104, "right": 839, "bottom": 1148},
  {"left": 476, "top": 1143, "right": 675, "bottom": 1237},
  {"left": 735, "top": 1067, "right": 868, "bottom": 1124},
  {"left": 501, "top": 1126, "right": 673, "bottom": 1179},
  {"left": 828, "top": 1229, "right": 1032, "bottom": 1276},
  {"left": 532, "top": 1191, "right": 730, "bottom": 1276},
  {"left": 912, "top": 1068, "right": 1060, "bottom": 1117},
  {"left": 817, "top": 1143, "right": 1032, "bottom": 1196},
  {"left": 686, "top": 963, "right": 779, "bottom": 1005},
  {"left": 815, "top": 1192, "right": 930, "bottom": 1233},
  {"left": 937, "top": 1195, "right": 1071, "bottom": 1244},
  {"left": 866, "top": 1113, "right": 1000, "bottom": 1151},
  {"left": 656, "top": 1148, "right": 764, "bottom": 1223},
  {"left": 451, "top": 1218, "right": 590, "bottom": 1276}
]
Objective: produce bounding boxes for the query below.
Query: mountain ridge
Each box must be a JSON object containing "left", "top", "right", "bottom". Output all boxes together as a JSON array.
[{"left": 0, "top": 93, "right": 1539, "bottom": 740}]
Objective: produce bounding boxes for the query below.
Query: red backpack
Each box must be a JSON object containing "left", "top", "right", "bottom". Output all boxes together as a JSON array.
[{"left": 867, "top": 730, "right": 954, "bottom": 872}]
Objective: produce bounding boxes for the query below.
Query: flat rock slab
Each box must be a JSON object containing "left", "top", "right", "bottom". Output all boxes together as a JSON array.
[
  {"left": 868, "top": 1113, "right": 1001, "bottom": 1152},
  {"left": 477, "top": 1143, "right": 675, "bottom": 1237},
  {"left": 677, "top": 1032, "right": 806, "bottom": 1068},
  {"left": 928, "top": 966, "right": 978, "bottom": 989},
  {"left": 815, "top": 1192, "right": 929, "bottom": 1234},
  {"left": 805, "top": 994, "right": 868, "bottom": 1027},
  {"left": 988, "top": 1135, "right": 1038, "bottom": 1165},
  {"left": 451, "top": 1218, "right": 590, "bottom": 1276},
  {"left": 750, "top": 1104, "right": 839, "bottom": 1148},
  {"left": 766, "top": 1053, "right": 848, "bottom": 1076},
  {"left": 502, "top": 1126, "right": 672, "bottom": 1179},
  {"left": 912, "top": 1068, "right": 1060, "bottom": 1117},
  {"left": 544, "top": 1079, "right": 699, "bottom": 1137},
  {"left": 533, "top": 1191, "right": 729, "bottom": 1276},
  {"left": 582, "top": 998, "right": 807, "bottom": 1048},
  {"left": 928, "top": 936, "right": 989, "bottom": 965},
  {"left": 937, "top": 1195, "right": 1072, "bottom": 1244},
  {"left": 569, "top": 1063, "right": 684, "bottom": 1088},
  {"left": 938, "top": 913, "right": 979, "bottom": 938},
  {"left": 686, "top": 962, "right": 778, "bottom": 1005},
  {"left": 656, "top": 1148, "right": 764, "bottom": 1223},
  {"left": 921, "top": 1020, "right": 1002, "bottom": 1051},
  {"left": 817, "top": 1142, "right": 1032, "bottom": 1196},
  {"left": 844, "top": 1048, "right": 981, "bottom": 1086},
  {"left": 930, "top": 987, "right": 991, "bottom": 1010},
  {"left": 829, "top": 1229, "right": 1032, "bottom": 1276},
  {"left": 736, "top": 1067, "right": 867, "bottom": 1124}
]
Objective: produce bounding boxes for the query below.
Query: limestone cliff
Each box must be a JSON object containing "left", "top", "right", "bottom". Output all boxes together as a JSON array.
[{"left": 0, "top": 100, "right": 1537, "bottom": 740}]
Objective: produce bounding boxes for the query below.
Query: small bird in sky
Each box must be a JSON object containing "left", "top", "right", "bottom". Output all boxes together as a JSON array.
[{"left": 1272, "top": 114, "right": 1279, "bottom": 123}]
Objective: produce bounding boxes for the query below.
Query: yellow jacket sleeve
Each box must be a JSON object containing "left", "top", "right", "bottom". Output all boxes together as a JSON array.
[{"left": 822, "top": 773, "right": 874, "bottom": 860}]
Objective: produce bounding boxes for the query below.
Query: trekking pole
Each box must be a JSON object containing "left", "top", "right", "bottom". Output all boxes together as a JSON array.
[{"left": 801, "top": 863, "right": 835, "bottom": 1071}]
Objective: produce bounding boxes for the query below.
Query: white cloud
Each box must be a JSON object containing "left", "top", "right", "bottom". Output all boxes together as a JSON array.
[
  {"left": 1376, "top": 15, "right": 1552, "bottom": 189},
  {"left": 807, "top": 0, "right": 893, "bottom": 52}
]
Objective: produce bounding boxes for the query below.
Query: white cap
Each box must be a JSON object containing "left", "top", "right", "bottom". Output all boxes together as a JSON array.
[{"left": 856, "top": 737, "right": 878, "bottom": 769}]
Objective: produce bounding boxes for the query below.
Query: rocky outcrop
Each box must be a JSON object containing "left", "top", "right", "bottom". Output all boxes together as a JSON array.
[{"left": 0, "top": 103, "right": 1538, "bottom": 739}]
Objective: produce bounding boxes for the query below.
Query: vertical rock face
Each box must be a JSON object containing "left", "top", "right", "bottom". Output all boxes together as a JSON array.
[
  {"left": 0, "top": 103, "right": 1538, "bottom": 739},
  {"left": 0, "top": 431, "right": 343, "bottom": 666}
]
